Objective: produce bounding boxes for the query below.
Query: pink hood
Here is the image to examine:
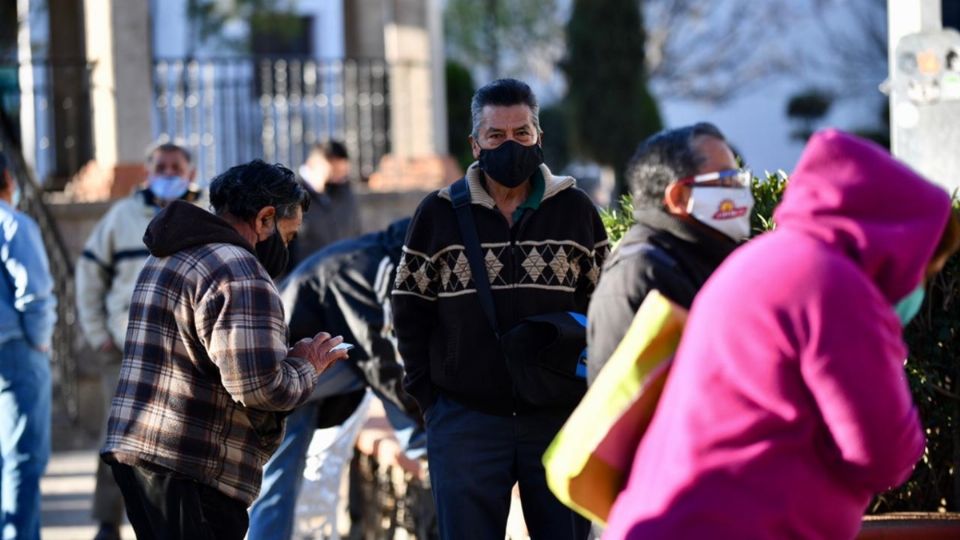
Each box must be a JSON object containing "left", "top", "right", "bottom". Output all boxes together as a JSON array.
[{"left": 775, "top": 129, "right": 951, "bottom": 302}]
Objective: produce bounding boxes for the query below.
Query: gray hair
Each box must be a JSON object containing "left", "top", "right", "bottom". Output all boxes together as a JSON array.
[
  {"left": 626, "top": 122, "right": 729, "bottom": 208},
  {"left": 470, "top": 78, "right": 541, "bottom": 138},
  {"left": 146, "top": 142, "right": 193, "bottom": 166}
]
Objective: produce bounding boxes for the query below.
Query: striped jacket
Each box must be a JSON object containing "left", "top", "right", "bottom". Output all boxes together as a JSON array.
[{"left": 101, "top": 201, "right": 318, "bottom": 505}]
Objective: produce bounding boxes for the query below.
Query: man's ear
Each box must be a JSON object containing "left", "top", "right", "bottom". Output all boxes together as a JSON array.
[
  {"left": 664, "top": 182, "right": 692, "bottom": 216},
  {"left": 470, "top": 135, "right": 481, "bottom": 160},
  {"left": 253, "top": 206, "right": 277, "bottom": 241}
]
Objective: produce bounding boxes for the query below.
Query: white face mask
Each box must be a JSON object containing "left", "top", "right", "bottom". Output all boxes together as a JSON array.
[
  {"left": 148, "top": 174, "right": 190, "bottom": 201},
  {"left": 686, "top": 186, "right": 754, "bottom": 241}
]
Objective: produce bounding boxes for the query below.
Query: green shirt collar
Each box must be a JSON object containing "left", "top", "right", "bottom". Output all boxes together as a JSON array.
[{"left": 512, "top": 169, "right": 545, "bottom": 222}]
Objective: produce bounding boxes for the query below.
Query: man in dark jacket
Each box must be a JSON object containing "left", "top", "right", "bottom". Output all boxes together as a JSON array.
[
  {"left": 286, "top": 140, "right": 363, "bottom": 274},
  {"left": 587, "top": 123, "right": 750, "bottom": 379},
  {"left": 101, "top": 160, "right": 349, "bottom": 540},
  {"left": 248, "top": 218, "right": 424, "bottom": 540},
  {"left": 393, "top": 78, "right": 607, "bottom": 539}
]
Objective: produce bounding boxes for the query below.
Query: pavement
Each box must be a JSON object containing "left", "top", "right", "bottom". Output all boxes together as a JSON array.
[{"left": 41, "top": 449, "right": 135, "bottom": 540}]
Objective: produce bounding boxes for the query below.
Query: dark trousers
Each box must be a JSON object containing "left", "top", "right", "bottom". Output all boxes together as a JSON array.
[
  {"left": 108, "top": 461, "right": 249, "bottom": 540},
  {"left": 425, "top": 395, "right": 591, "bottom": 540},
  {"left": 92, "top": 356, "right": 124, "bottom": 525}
]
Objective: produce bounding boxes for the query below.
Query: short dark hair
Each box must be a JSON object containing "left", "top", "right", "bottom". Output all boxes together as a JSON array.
[
  {"left": 209, "top": 159, "right": 310, "bottom": 220},
  {"left": 147, "top": 142, "right": 193, "bottom": 165},
  {"left": 310, "top": 140, "right": 349, "bottom": 161},
  {"left": 470, "top": 78, "right": 540, "bottom": 137},
  {"left": 626, "top": 122, "right": 728, "bottom": 208}
]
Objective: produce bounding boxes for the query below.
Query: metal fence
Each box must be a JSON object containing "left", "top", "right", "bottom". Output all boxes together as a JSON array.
[
  {"left": 152, "top": 56, "right": 392, "bottom": 184},
  {"left": 0, "top": 59, "right": 94, "bottom": 190}
]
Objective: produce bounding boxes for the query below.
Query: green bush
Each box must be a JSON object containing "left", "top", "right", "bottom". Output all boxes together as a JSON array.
[
  {"left": 445, "top": 60, "right": 476, "bottom": 170},
  {"left": 601, "top": 175, "right": 960, "bottom": 513}
]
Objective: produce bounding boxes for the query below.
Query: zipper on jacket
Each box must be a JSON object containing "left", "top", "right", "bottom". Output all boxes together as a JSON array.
[
  {"left": 486, "top": 205, "right": 524, "bottom": 415},
  {"left": 510, "top": 208, "right": 537, "bottom": 416}
]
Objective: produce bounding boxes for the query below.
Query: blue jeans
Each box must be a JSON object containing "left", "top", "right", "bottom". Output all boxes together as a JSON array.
[
  {"left": 0, "top": 338, "right": 51, "bottom": 540},
  {"left": 248, "top": 362, "right": 425, "bottom": 540},
  {"left": 426, "top": 395, "right": 590, "bottom": 540}
]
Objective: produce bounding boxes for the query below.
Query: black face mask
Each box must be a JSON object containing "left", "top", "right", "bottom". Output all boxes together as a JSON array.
[
  {"left": 478, "top": 140, "right": 544, "bottom": 188},
  {"left": 256, "top": 225, "right": 289, "bottom": 279}
]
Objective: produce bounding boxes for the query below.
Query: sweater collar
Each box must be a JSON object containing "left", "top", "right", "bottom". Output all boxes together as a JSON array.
[{"left": 437, "top": 162, "right": 576, "bottom": 209}]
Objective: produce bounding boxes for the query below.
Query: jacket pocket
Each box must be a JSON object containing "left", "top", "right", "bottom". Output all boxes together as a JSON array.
[{"left": 244, "top": 408, "right": 284, "bottom": 450}]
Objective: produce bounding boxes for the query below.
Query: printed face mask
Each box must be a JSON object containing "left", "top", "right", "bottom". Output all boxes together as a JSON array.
[
  {"left": 478, "top": 140, "right": 544, "bottom": 188},
  {"left": 894, "top": 284, "right": 925, "bottom": 327},
  {"left": 256, "top": 224, "right": 289, "bottom": 279},
  {"left": 148, "top": 174, "right": 190, "bottom": 201},
  {"left": 686, "top": 186, "right": 755, "bottom": 241}
]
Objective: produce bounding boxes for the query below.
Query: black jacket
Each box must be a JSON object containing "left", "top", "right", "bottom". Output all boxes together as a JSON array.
[
  {"left": 586, "top": 208, "right": 738, "bottom": 381},
  {"left": 392, "top": 164, "right": 609, "bottom": 417},
  {"left": 280, "top": 218, "right": 416, "bottom": 425},
  {"left": 286, "top": 181, "right": 362, "bottom": 274}
]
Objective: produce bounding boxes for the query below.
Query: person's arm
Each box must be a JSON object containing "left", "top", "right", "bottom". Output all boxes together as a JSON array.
[
  {"left": 800, "top": 267, "right": 925, "bottom": 493},
  {"left": 352, "top": 255, "right": 421, "bottom": 417},
  {"left": 75, "top": 211, "right": 115, "bottom": 349},
  {"left": 198, "top": 277, "right": 322, "bottom": 411},
  {"left": 2, "top": 215, "right": 57, "bottom": 350},
  {"left": 586, "top": 244, "right": 697, "bottom": 381},
  {"left": 391, "top": 200, "right": 440, "bottom": 415}
]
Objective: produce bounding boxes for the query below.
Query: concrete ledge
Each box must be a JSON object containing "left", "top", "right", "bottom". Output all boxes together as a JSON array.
[{"left": 859, "top": 513, "right": 960, "bottom": 539}]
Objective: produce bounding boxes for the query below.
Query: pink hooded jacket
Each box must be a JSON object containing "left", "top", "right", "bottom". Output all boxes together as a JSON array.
[{"left": 603, "top": 130, "right": 952, "bottom": 539}]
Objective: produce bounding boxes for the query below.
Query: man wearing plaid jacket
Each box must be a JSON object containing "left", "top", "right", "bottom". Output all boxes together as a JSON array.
[{"left": 100, "top": 160, "right": 348, "bottom": 540}]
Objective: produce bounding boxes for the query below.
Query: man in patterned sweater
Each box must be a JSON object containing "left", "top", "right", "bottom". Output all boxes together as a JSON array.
[
  {"left": 100, "top": 160, "right": 348, "bottom": 540},
  {"left": 392, "top": 78, "right": 608, "bottom": 540}
]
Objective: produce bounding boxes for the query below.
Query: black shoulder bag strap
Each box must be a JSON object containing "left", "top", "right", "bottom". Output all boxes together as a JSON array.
[{"left": 450, "top": 178, "right": 500, "bottom": 338}]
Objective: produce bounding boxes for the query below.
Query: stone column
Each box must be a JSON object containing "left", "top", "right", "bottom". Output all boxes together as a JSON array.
[
  {"left": 82, "top": 0, "right": 153, "bottom": 198},
  {"left": 349, "top": 0, "right": 458, "bottom": 190}
]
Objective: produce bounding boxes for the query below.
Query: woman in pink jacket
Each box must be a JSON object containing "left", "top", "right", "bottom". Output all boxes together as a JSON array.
[{"left": 604, "top": 130, "right": 960, "bottom": 539}]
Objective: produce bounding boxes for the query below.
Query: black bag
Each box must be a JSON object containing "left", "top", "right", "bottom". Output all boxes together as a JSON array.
[{"left": 450, "top": 178, "right": 587, "bottom": 408}]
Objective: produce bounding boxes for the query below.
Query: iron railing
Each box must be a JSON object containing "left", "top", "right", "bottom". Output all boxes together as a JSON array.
[
  {"left": 0, "top": 59, "right": 95, "bottom": 190},
  {"left": 152, "top": 56, "right": 393, "bottom": 183}
]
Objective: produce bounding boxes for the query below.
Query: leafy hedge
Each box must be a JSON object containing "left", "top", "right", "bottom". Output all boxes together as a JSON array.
[{"left": 600, "top": 173, "right": 959, "bottom": 513}]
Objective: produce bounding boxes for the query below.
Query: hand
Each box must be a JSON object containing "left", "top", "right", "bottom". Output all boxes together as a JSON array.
[{"left": 289, "top": 332, "right": 349, "bottom": 375}]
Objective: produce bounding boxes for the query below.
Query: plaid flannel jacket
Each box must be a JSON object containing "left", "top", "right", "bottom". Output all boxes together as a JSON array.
[{"left": 101, "top": 241, "right": 318, "bottom": 505}]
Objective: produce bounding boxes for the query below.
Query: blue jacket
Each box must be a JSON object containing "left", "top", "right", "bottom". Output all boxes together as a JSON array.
[{"left": 0, "top": 200, "right": 57, "bottom": 349}]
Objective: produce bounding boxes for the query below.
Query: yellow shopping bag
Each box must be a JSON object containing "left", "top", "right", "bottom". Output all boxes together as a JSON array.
[{"left": 543, "top": 290, "right": 687, "bottom": 524}]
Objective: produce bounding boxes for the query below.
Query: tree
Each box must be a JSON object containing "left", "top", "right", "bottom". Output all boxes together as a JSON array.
[
  {"left": 563, "top": 0, "right": 662, "bottom": 192},
  {"left": 446, "top": 60, "right": 476, "bottom": 169},
  {"left": 801, "top": 0, "right": 887, "bottom": 99},
  {"left": 443, "top": 0, "right": 564, "bottom": 83},
  {"left": 642, "top": 0, "right": 795, "bottom": 103},
  {"left": 786, "top": 0, "right": 889, "bottom": 146},
  {"left": 786, "top": 88, "right": 833, "bottom": 142}
]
